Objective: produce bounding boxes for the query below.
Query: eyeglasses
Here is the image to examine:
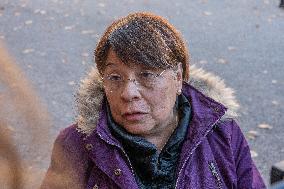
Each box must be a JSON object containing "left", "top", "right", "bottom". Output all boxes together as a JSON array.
[{"left": 102, "top": 69, "right": 166, "bottom": 90}]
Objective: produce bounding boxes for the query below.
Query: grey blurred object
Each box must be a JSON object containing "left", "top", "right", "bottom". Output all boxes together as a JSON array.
[
  {"left": 271, "top": 181, "right": 284, "bottom": 189},
  {"left": 271, "top": 160, "right": 284, "bottom": 184},
  {"left": 280, "top": 0, "right": 284, "bottom": 7}
]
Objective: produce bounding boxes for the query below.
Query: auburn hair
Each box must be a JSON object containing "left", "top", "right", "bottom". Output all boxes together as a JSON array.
[{"left": 95, "top": 12, "right": 190, "bottom": 81}]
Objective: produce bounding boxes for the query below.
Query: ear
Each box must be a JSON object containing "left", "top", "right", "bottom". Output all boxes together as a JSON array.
[{"left": 175, "top": 62, "right": 183, "bottom": 92}]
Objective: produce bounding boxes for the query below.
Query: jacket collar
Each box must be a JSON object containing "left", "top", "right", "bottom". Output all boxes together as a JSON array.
[
  {"left": 182, "top": 83, "right": 227, "bottom": 140},
  {"left": 75, "top": 65, "right": 239, "bottom": 137}
]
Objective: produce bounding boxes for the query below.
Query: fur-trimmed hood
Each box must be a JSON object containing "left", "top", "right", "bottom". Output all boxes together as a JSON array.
[{"left": 75, "top": 65, "right": 239, "bottom": 136}]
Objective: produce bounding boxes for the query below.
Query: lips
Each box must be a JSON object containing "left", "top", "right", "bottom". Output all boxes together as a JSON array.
[{"left": 122, "top": 111, "right": 148, "bottom": 121}]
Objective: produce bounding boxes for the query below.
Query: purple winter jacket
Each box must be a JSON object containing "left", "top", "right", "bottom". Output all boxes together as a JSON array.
[{"left": 40, "top": 66, "right": 266, "bottom": 189}]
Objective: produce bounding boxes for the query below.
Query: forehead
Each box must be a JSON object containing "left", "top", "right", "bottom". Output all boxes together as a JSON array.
[
  {"left": 105, "top": 49, "right": 159, "bottom": 71},
  {"left": 105, "top": 49, "right": 123, "bottom": 67}
]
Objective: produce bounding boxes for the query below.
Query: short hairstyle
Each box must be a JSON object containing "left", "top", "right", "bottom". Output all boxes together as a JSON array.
[{"left": 95, "top": 12, "right": 190, "bottom": 81}]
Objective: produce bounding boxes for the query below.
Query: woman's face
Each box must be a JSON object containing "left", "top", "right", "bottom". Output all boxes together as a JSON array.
[{"left": 103, "top": 49, "right": 183, "bottom": 137}]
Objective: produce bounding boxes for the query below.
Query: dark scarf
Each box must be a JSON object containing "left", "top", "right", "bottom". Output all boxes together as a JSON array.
[{"left": 107, "top": 94, "right": 191, "bottom": 189}]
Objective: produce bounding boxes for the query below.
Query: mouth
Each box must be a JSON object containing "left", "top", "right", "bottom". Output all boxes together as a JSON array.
[{"left": 122, "top": 112, "right": 148, "bottom": 121}]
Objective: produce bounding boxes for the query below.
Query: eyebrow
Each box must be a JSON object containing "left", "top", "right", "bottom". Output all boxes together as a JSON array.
[{"left": 105, "top": 62, "right": 116, "bottom": 67}]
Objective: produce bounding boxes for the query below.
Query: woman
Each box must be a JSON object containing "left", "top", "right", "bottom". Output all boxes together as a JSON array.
[{"left": 41, "top": 12, "right": 266, "bottom": 189}]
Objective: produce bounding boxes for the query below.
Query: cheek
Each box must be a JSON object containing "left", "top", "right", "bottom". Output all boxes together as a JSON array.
[
  {"left": 147, "top": 85, "right": 177, "bottom": 120},
  {"left": 105, "top": 93, "right": 121, "bottom": 117},
  {"left": 104, "top": 81, "right": 178, "bottom": 125}
]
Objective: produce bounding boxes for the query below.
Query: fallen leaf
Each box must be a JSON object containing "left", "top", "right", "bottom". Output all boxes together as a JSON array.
[
  {"left": 22, "top": 49, "right": 35, "bottom": 54},
  {"left": 81, "top": 52, "right": 89, "bottom": 57},
  {"left": 272, "top": 80, "right": 277, "bottom": 84},
  {"left": 217, "top": 58, "right": 228, "bottom": 64},
  {"left": 247, "top": 130, "right": 259, "bottom": 140},
  {"left": 40, "top": 10, "right": 46, "bottom": 15},
  {"left": 68, "top": 81, "right": 75, "bottom": 86},
  {"left": 272, "top": 100, "right": 279, "bottom": 105},
  {"left": 34, "top": 9, "right": 41, "bottom": 14},
  {"left": 247, "top": 135, "right": 255, "bottom": 140},
  {"left": 250, "top": 150, "right": 258, "bottom": 158},
  {"left": 14, "top": 12, "right": 21, "bottom": 16},
  {"left": 81, "top": 30, "right": 95, "bottom": 35},
  {"left": 228, "top": 46, "right": 237, "bottom": 51},
  {"left": 258, "top": 123, "right": 273, "bottom": 129},
  {"left": 203, "top": 11, "right": 212, "bottom": 16},
  {"left": 98, "top": 3, "right": 105, "bottom": 7},
  {"left": 64, "top": 25, "right": 75, "bottom": 30},
  {"left": 61, "top": 58, "right": 67, "bottom": 64},
  {"left": 199, "top": 60, "right": 208, "bottom": 64},
  {"left": 13, "top": 26, "right": 22, "bottom": 31},
  {"left": 25, "top": 20, "right": 33, "bottom": 25}
]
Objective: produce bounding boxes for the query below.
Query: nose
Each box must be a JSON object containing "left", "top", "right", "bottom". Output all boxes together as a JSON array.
[{"left": 120, "top": 79, "right": 142, "bottom": 101}]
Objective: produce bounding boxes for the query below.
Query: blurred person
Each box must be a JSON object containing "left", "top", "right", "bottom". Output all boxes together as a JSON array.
[
  {"left": 40, "top": 12, "right": 266, "bottom": 189},
  {"left": 0, "top": 43, "right": 52, "bottom": 189}
]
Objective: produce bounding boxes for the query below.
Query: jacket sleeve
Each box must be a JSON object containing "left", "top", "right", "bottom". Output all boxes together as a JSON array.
[
  {"left": 40, "top": 127, "right": 89, "bottom": 189},
  {"left": 230, "top": 119, "right": 266, "bottom": 189}
]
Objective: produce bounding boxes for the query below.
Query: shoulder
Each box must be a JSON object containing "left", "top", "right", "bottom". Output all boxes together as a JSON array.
[
  {"left": 212, "top": 118, "right": 243, "bottom": 139},
  {"left": 209, "top": 118, "right": 251, "bottom": 158},
  {"left": 207, "top": 118, "right": 246, "bottom": 151},
  {"left": 56, "top": 124, "right": 84, "bottom": 142},
  {"left": 41, "top": 124, "right": 91, "bottom": 189},
  {"left": 54, "top": 124, "right": 87, "bottom": 156}
]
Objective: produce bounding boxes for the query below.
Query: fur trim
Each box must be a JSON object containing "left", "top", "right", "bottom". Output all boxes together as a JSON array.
[
  {"left": 75, "top": 67, "right": 104, "bottom": 135},
  {"left": 188, "top": 65, "right": 239, "bottom": 119},
  {"left": 75, "top": 65, "right": 239, "bottom": 135}
]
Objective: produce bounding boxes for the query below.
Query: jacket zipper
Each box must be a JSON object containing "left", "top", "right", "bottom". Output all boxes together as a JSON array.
[
  {"left": 96, "top": 132, "right": 135, "bottom": 175},
  {"left": 174, "top": 117, "right": 223, "bottom": 189},
  {"left": 208, "top": 161, "right": 223, "bottom": 189}
]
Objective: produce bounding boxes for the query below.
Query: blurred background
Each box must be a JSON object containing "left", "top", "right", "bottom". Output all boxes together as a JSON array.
[{"left": 0, "top": 0, "right": 283, "bottom": 188}]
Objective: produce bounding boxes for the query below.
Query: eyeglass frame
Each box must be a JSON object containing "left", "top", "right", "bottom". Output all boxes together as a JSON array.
[{"left": 101, "top": 68, "right": 172, "bottom": 90}]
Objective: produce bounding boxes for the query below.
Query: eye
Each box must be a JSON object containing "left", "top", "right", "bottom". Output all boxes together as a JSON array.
[
  {"left": 139, "top": 71, "right": 156, "bottom": 79},
  {"left": 106, "top": 73, "right": 122, "bottom": 81}
]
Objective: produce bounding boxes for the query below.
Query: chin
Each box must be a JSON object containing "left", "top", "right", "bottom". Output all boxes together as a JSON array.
[{"left": 122, "top": 123, "right": 154, "bottom": 136}]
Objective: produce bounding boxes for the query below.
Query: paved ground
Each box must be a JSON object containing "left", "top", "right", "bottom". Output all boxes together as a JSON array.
[{"left": 0, "top": 0, "right": 283, "bottom": 187}]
